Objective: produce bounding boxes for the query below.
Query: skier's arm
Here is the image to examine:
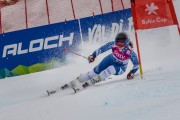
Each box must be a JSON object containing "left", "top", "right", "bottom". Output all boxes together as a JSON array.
[
  {"left": 130, "top": 51, "right": 139, "bottom": 73},
  {"left": 127, "top": 51, "right": 139, "bottom": 79},
  {"left": 91, "top": 41, "right": 114, "bottom": 58}
]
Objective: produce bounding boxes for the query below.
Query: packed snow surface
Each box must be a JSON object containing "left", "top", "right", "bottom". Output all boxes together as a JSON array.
[{"left": 0, "top": 0, "right": 180, "bottom": 120}]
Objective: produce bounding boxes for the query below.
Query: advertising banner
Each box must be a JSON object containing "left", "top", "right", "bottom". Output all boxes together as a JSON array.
[
  {"left": 135, "top": 0, "right": 174, "bottom": 29},
  {"left": 80, "top": 8, "right": 132, "bottom": 43},
  {"left": 0, "top": 20, "right": 81, "bottom": 78},
  {"left": 0, "top": 8, "right": 132, "bottom": 79}
]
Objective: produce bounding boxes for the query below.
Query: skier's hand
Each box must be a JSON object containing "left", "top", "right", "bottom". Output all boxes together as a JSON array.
[
  {"left": 129, "top": 41, "right": 133, "bottom": 48},
  {"left": 88, "top": 55, "right": 95, "bottom": 63},
  {"left": 127, "top": 70, "right": 135, "bottom": 80}
]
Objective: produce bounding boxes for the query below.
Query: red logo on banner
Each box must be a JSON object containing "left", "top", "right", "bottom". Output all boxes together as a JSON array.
[{"left": 135, "top": 0, "right": 174, "bottom": 29}]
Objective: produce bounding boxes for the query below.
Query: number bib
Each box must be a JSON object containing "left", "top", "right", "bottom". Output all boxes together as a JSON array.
[{"left": 112, "top": 46, "right": 131, "bottom": 61}]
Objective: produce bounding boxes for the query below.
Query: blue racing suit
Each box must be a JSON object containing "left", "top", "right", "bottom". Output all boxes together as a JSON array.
[{"left": 91, "top": 41, "right": 139, "bottom": 79}]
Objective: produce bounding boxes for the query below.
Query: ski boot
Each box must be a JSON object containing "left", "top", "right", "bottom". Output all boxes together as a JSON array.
[
  {"left": 80, "top": 75, "right": 102, "bottom": 89},
  {"left": 61, "top": 84, "right": 69, "bottom": 90}
]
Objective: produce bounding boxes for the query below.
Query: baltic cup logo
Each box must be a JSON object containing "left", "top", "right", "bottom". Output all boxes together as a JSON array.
[
  {"left": 145, "top": 2, "right": 158, "bottom": 15},
  {"left": 142, "top": 2, "right": 168, "bottom": 25}
]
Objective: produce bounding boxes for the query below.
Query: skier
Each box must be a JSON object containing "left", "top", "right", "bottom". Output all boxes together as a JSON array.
[{"left": 62, "top": 32, "right": 139, "bottom": 92}]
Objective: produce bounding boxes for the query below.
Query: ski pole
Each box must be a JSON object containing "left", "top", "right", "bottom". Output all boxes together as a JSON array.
[{"left": 63, "top": 48, "right": 88, "bottom": 59}]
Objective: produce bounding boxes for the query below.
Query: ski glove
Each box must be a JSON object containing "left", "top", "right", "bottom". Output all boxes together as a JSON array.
[
  {"left": 88, "top": 55, "right": 95, "bottom": 63},
  {"left": 127, "top": 70, "right": 135, "bottom": 80}
]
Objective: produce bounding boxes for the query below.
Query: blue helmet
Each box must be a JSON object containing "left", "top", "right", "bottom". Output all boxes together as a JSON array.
[{"left": 115, "top": 32, "right": 130, "bottom": 46}]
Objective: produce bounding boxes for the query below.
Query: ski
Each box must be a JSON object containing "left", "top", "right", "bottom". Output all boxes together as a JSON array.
[
  {"left": 46, "top": 74, "right": 140, "bottom": 96},
  {"left": 46, "top": 84, "right": 78, "bottom": 96},
  {"left": 46, "top": 82, "right": 91, "bottom": 96},
  {"left": 46, "top": 84, "right": 68, "bottom": 96},
  {"left": 73, "top": 81, "right": 91, "bottom": 93},
  {"left": 47, "top": 90, "right": 56, "bottom": 96}
]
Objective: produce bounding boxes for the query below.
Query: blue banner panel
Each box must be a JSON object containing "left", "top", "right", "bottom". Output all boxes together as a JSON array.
[
  {"left": 0, "top": 20, "right": 81, "bottom": 72},
  {"left": 0, "top": 9, "right": 132, "bottom": 79},
  {"left": 80, "top": 8, "right": 132, "bottom": 43}
]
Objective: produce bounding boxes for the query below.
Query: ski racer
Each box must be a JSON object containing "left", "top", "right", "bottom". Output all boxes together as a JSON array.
[{"left": 62, "top": 32, "right": 139, "bottom": 91}]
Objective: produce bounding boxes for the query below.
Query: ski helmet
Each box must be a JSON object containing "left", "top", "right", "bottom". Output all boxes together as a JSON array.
[{"left": 115, "top": 32, "right": 130, "bottom": 47}]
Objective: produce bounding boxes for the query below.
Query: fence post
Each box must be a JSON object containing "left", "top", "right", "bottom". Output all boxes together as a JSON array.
[
  {"left": 120, "top": 0, "right": 124, "bottom": 9},
  {"left": 111, "top": 0, "right": 114, "bottom": 12},
  {"left": 0, "top": 7, "right": 2, "bottom": 34},
  {"left": 70, "top": 0, "right": 76, "bottom": 19},
  {"left": 46, "top": 0, "right": 50, "bottom": 24},
  {"left": 99, "top": 0, "right": 103, "bottom": 14},
  {"left": 24, "top": 0, "right": 28, "bottom": 29},
  {"left": 0, "top": 2, "right": 3, "bottom": 34}
]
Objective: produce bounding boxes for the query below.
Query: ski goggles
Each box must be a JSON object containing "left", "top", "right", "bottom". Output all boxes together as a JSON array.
[{"left": 115, "top": 41, "right": 125, "bottom": 47}]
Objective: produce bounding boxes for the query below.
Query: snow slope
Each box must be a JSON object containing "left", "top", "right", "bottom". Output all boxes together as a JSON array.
[
  {"left": 1, "top": 26, "right": 180, "bottom": 120},
  {"left": 0, "top": 1, "right": 180, "bottom": 120}
]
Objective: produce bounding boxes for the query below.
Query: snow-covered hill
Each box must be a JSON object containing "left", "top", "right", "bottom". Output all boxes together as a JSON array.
[
  {"left": 0, "top": 0, "right": 180, "bottom": 120},
  {"left": 0, "top": 26, "right": 180, "bottom": 120}
]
